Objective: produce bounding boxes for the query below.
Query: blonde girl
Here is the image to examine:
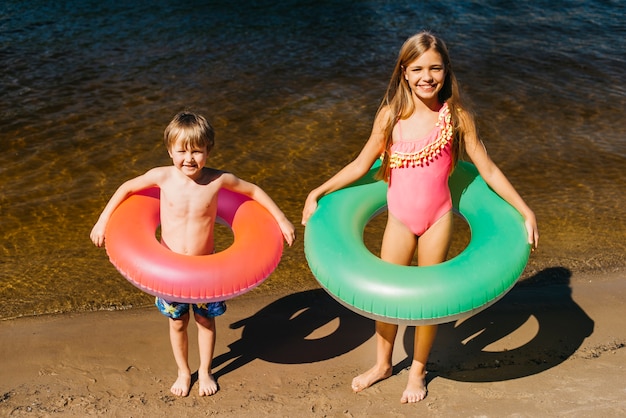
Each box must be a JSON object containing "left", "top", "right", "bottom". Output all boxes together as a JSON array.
[{"left": 302, "top": 31, "right": 538, "bottom": 403}]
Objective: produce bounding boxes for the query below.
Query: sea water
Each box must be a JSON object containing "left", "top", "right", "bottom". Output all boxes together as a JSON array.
[{"left": 1, "top": 0, "right": 624, "bottom": 319}]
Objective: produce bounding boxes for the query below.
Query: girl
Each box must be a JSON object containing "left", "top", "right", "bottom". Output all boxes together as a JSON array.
[{"left": 301, "top": 31, "right": 538, "bottom": 403}]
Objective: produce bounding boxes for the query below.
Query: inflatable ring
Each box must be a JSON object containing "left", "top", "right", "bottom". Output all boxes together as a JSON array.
[
  {"left": 304, "top": 160, "right": 530, "bottom": 325},
  {"left": 105, "top": 187, "right": 284, "bottom": 303}
]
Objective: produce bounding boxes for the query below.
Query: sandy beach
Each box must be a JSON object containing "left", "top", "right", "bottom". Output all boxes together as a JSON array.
[{"left": 1, "top": 268, "right": 624, "bottom": 417}]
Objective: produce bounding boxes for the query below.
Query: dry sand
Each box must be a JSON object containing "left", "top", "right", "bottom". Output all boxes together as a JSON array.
[{"left": 1, "top": 268, "right": 625, "bottom": 417}]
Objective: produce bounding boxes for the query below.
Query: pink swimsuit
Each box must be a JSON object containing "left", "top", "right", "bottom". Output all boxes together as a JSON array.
[{"left": 387, "top": 103, "right": 453, "bottom": 236}]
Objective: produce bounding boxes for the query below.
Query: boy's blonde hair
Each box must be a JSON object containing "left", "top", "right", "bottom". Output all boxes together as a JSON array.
[{"left": 164, "top": 111, "right": 215, "bottom": 152}]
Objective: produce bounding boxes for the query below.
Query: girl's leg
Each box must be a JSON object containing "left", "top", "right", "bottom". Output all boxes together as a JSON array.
[
  {"left": 194, "top": 314, "right": 218, "bottom": 396},
  {"left": 169, "top": 314, "right": 192, "bottom": 397},
  {"left": 352, "top": 320, "right": 398, "bottom": 392},
  {"left": 401, "top": 211, "right": 453, "bottom": 403},
  {"left": 352, "top": 213, "right": 417, "bottom": 392},
  {"left": 401, "top": 324, "right": 437, "bottom": 403}
]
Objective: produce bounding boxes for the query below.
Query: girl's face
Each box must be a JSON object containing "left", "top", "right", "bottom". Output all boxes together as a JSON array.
[
  {"left": 403, "top": 49, "right": 446, "bottom": 104},
  {"left": 168, "top": 138, "right": 208, "bottom": 180}
]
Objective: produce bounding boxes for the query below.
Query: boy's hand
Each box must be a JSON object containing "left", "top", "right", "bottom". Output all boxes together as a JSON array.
[
  {"left": 90, "top": 222, "right": 107, "bottom": 247},
  {"left": 278, "top": 219, "right": 296, "bottom": 246}
]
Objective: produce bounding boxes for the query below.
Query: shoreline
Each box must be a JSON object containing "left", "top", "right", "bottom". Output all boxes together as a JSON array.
[
  {"left": 1, "top": 268, "right": 625, "bottom": 416},
  {"left": 2, "top": 261, "right": 622, "bottom": 323}
]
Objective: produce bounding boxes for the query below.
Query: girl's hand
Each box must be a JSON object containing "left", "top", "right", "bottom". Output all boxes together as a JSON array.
[
  {"left": 525, "top": 213, "right": 539, "bottom": 251},
  {"left": 301, "top": 194, "right": 319, "bottom": 226}
]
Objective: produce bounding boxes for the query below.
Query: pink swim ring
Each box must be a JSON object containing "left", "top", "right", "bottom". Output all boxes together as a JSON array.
[{"left": 104, "top": 187, "right": 284, "bottom": 303}]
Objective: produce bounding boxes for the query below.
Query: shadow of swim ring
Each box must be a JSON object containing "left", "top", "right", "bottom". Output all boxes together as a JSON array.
[
  {"left": 212, "top": 289, "right": 374, "bottom": 378},
  {"left": 403, "top": 267, "right": 594, "bottom": 382},
  {"left": 304, "top": 160, "right": 531, "bottom": 325}
]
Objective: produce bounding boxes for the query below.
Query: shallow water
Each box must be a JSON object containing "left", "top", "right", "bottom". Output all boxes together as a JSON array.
[{"left": 1, "top": 0, "right": 624, "bottom": 319}]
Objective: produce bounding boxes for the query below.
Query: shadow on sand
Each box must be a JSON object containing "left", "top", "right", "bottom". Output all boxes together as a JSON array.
[
  {"left": 403, "top": 266, "right": 594, "bottom": 382},
  {"left": 212, "top": 288, "right": 374, "bottom": 379},
  {"left": 213, "top": 267, "right": 593, "bottom": 385}
]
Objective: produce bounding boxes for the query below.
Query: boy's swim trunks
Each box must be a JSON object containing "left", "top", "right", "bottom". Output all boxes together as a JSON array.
[{"left": 155, "top": 297, "right": 227, "bottom": 319}]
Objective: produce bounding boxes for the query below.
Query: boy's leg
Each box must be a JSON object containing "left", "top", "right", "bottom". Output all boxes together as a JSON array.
[
  {"left": 194, "top": 314, "right": 218, "bottom": 396},
  {"left": 155, "top": 298, "right": 193, "bottom": 397},
  {"left": 169, "top": 314, "right": 192, "bottom": 397},
  {"left": 192, "top": 301, "right": 225, "bottom": 396}
]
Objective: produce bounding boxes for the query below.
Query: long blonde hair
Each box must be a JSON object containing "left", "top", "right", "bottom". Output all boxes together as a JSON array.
[{"left": 376, "top": 31, "right": 471, "bottom": 181}]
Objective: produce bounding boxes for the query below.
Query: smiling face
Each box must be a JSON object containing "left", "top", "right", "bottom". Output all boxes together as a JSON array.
[
  {"left": 168, "top": 138, "right": 208, "bottom": 180},
  {"left": 403, "top": 48, "right": 446, "bottom": 106},
  {"left": 163, "top": 112, "right": 215, "bottom": 180}
]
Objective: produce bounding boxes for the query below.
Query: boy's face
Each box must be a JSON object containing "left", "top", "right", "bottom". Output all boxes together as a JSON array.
[{"left": 168, "top": 138, "right": 209, "bottom": 180}]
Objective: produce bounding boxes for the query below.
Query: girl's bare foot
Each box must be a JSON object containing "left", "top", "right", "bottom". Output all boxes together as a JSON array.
[
  {"left": 198, "top": 370, "right": 218, "bottom": 396},
  {"left": 400, "top": 372, "right": 427, "bottom": 403},
  {"left": 351, "top": 364, "right": 392, "bottom": 392},
  {"left": 170, "top": 373, "right": 191, "bottom": 397}
]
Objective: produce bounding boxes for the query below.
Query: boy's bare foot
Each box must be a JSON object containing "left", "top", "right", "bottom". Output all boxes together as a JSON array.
[
  {"left": 170, "top": 373, "right": 191, "bottom": 397},
  {"left": 351, "top": 364, "right": 392, "bottom": 392},
  {"left": 400, "top": 372, "right": 427, "bottom": 403},
  {"left": 198, "top": 370, "right": 218, "bottom": 396}
]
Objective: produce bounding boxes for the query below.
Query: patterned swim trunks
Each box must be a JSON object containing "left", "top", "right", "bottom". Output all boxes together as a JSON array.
[{"left": 155, "top": 297, "right": 227, "bottom": 319}]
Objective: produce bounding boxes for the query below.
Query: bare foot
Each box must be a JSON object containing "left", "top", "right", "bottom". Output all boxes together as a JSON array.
[
  {"left": 400, "top": 372, "right": 427, "bottom": 403},
  {"left": 198, "top": 370, "right": 218, "bottom": 396},
  {"left": 351, "top": 364, "right": 392, "bottom": 392},
  {"left": 170, "top": 373, "right": 191, "bottom": 397}
]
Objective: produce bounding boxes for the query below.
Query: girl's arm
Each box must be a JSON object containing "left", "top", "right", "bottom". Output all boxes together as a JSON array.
[
  {"left": 220, "top": 173, "right": 296, "bottom": 246},
  {"left": 462, "top": 112, "right": 539, "bottom": 249},
  {"left": 90, "top": 168, "right": 165, "bottom": 247},
  {"left": 301, "top": 107, "right": 390, "bottom": 225}
]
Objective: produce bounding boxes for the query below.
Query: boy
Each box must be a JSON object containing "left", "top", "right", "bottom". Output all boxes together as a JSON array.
[{"left": 91, "top": 111, "right": 295, "bottom": 396}]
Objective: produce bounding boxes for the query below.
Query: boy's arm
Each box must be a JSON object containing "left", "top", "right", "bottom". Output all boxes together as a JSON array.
[
  {"left": 90, "top": 168, "right": 164, "bottom": 247},
  {"left": 219, "top": 173, "right": 295, "bottom": 246}
]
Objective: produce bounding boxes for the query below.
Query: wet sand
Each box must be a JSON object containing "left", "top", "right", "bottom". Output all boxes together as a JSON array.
[{"left": 1, "top": 268, "right": 624, "bottom": 417}]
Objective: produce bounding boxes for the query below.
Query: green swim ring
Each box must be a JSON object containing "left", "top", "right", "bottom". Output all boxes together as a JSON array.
[{"left": 304, "top": 160, "right": 531, "bottom": 325}]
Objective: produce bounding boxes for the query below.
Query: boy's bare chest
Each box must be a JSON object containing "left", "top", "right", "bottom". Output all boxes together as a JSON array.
[{"left": 160, "top": 181, "right": 218, "bottom": 217}]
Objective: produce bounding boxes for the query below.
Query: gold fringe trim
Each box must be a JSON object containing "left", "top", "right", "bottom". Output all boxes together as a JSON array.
[{"left": 389, "top": 105, "right": 452, "bottom": 169}]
